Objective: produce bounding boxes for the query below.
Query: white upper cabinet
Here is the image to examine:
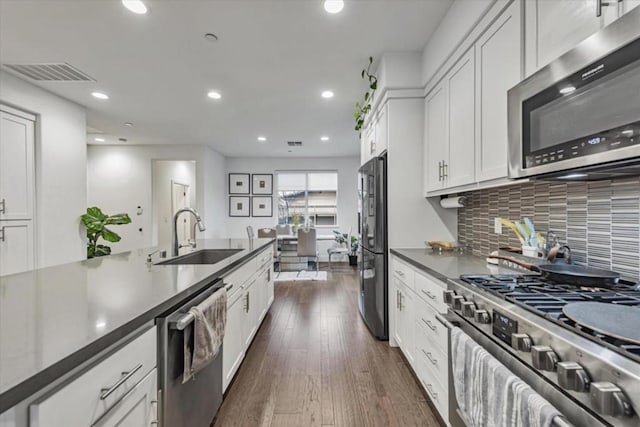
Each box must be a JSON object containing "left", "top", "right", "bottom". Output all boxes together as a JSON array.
[
  {"left": 446, "top": 49, "right": 476, "bottom": 188},
  {"left": 360, "top": 102, "right": 388, "bottom": 165},
  {"left": 374, "top": 103, "right": 388, "bottom": 156},
  {"left": 524, "top": 0, "right": 638, "bottom": 76},
  {"left": 0, "top": 109, "right": 35, "bottom": 221},
  {"left": 475, "top": 0, "right": 522, "bottom": 182},
  {"left": 424, "top": 84, "right": 447, "bottom": 193}
]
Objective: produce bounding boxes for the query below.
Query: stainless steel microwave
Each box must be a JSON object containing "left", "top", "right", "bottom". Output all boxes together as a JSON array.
[{"left": 508, "top": 7, "right": 640, "bottom": 180}]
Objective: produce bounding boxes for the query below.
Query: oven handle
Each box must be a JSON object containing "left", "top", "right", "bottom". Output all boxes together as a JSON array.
[{"left": 437, "top": 312, "right": 574, "bottom": 427}]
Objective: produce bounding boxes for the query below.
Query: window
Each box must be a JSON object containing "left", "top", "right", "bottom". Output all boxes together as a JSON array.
[{"left": 277, "top": 172, "right": 338, "bottom": 227}]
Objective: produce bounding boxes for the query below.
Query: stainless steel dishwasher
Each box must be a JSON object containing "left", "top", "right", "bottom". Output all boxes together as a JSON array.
[{"left": 157, "top": 279, "right": 230, "bottom": 427}]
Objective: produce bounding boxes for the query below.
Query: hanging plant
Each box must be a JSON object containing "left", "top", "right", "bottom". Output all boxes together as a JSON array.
[{"left": 354, "top": 56, "right": 378, "bottom": 138}]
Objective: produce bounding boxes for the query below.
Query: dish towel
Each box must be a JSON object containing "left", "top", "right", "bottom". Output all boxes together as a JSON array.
[
  {"left": 451, "top": 327, "right": 562, "bottom": 427},
  {"left": 183, "top": 288, "right": 227, "bottom": 383}
]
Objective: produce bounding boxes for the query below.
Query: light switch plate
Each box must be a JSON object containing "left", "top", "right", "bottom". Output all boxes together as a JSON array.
[{"left": 494, "top": 218, "right": 502, "bottom": 234}]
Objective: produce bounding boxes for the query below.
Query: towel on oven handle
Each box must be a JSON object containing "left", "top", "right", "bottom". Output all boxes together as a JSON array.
[{"left": 451, "top": 327, "right": 561, "bottom": 427}]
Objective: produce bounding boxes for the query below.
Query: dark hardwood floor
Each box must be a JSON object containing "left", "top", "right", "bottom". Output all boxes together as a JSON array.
[{"left": 214, "top": 267, "right": 442, "bottom": 427}]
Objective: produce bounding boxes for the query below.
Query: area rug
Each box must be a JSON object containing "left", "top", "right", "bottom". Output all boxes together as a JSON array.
[{"left": 274, "top": 271, "right": 328, "bottom": 282}]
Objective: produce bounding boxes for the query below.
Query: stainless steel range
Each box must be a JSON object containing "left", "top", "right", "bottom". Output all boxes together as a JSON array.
[{"left": 442, "top": 274, "right": 640, "bottom": 427}]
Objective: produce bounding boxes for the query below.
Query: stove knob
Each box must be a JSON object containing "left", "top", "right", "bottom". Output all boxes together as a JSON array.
[
  {"left": 511, "top": 333, "right": 533, "bottom": 352},
  {"left": 461, "top": 301, "right": 476, "bottom": 318},
  {"left": 474, "top": 309, "right": 491, "bottom": 324},
  {"left": 451, "top": 295, "right": 466, "bottom": 310},
  {"left": 531, "top": 345, "right": 558, "bottom": 371},
  {"left": 443, "top": 290, "right": 456, "bottom": 305},
  {"left": 557, "top": 362, "right": 590, "bottom": 392},
  {"left": 590, "top": 382, "right": 634, "bottom": 417}
]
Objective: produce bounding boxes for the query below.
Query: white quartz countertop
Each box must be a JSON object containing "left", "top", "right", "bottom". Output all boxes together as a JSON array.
[{"left": 0, "top": 238, "right": 273, "bottom": 411}]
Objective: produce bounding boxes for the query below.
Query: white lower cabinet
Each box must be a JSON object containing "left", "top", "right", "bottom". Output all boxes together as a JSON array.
[
  {"left": 222, "top": 246, "right": 275, "bottom": 393},
  {"left": 391, "top": 255, "right": 449, "bottom": 423},
  {"left": 28, "top": 327, "right": 157, "bottom": 427}
]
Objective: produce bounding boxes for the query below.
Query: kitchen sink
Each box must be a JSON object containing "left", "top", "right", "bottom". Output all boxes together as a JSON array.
[{"left": 157, "top": 249, "right": 243, "bottom": 265}]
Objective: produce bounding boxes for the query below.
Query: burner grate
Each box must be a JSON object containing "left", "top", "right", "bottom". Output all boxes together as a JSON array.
[{"left": 460, "top": 274, "right": 640, "bottom": 362}]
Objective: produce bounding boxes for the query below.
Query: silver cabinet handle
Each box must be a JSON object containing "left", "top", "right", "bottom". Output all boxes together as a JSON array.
[
  {"left": 422, "top": 349, "right": 438, "bottom": 366},
  {"left": 395, "top": 269, "right": 405, "bottom": 277},
  {"left": 396, "top": 290, "right": 400, "bottom": 310},
  {"left": 422, "top": 318, "right": 437, "bottom": 331},
  {"left": 0, "top": 226, "right": 4, "bottom": 242},
  {"left": 421, "top": 289, "right": 436, "bottom": 300},
  {"left": 442, "top": 162, "right": 448, "bottom": 179},
  {"left": 426, "top": 383, "right": 438, "bottom": 400},
  {"left": 597, "top": 0, "right": 622, "bottom": 17},
  {"left": 0, "top": 198, "right": 5, "bottom": 214},
  {"left": 438, "top": 161, "right": 442, "bottom": 181},
  {"left": 100, "top": 363, "right": 143, "bottom": 400}
]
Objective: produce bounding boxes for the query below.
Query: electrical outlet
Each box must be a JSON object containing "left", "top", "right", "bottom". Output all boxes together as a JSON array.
[{"left": 494, "top": 218, "right": 502, "bottom": 234}]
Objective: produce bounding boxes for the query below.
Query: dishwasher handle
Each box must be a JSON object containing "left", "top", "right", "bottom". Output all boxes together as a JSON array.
[{"left": 169, "top": 282, "right": 233, "bottom": 331}]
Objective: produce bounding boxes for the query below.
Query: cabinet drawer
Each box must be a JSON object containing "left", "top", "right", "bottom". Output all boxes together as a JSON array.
[
  {"left": 224, "top": 260, "right": 256, "bottom": 296},
  {"left": 257, "top": 247, "right": 273, "bottom": 270},
  {"left": 415, "top": 319, "right": 448, "bottom": 389},
  {"left": 391, "top": 257, "right": 415, "bottom": 289},
  {"left": 415, "top": 271, "right": 447, "bottom": 312},
  {"left": 29, "top": 326, "right": 157, "bottom": 427},
  {"left": 416, "top": 350, "right": 448, "bottom": 421},
  {"left": 415, "top": 302, "right": 449, "bottom": 356}
]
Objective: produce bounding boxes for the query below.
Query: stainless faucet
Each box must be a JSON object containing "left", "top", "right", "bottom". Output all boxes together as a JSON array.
[{"left": 173, "top": 207, "right": 206, "bottom": 256}]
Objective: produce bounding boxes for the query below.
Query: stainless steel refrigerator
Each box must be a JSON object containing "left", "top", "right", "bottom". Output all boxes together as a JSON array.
[{"left": 358, "top": 152, "right": 388, "bottom": 340}]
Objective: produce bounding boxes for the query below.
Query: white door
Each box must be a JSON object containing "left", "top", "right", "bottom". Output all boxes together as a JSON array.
[
  {"left": 424, "top": 83, "right": 448, "bottom": 193},
  {"left": 0, "top": 220, "right": 34, "bottom": 276},
  {"left": 171, "top": 182, "right": 191, "bottom": 244},
  {"left": 475, "top": 0, "right": 523, "bottom": 182},
  {"left": 446, "top": 48, "right": 476, "bottom": 188},
  {"left": 0, "top": 109, "right": 35, "bottom": 221},
  {"left": 525, "top": 0, "right": 603, "bottom": 75}
]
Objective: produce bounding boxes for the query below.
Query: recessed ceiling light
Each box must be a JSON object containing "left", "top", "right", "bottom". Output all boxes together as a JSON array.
[
  {"left": 622, "top": 129, "right": 634, "bottom": 136},
  {"left": 321, "top": 90, "right": 334, "bottom": 98},
  {"left": 91, "top": 91, "right": 109, "bottom": 100},
  {"left": 559, "top": 86, "right": 576, "bottom": 95},
  {"left": 124, "top": 122, "right": 133, "bottom": 127},
  {"left": 95, "top": 137, "right": 105, "bottom": 142},
  {"left": 324, "top": 0, "right": 344, "bottom": 14},
  {"left": 257, "top": 136, "right": 267, "bottom": 142},
  {"left": 321, "top": 136, "right": 330, "bottom": 141},
  {"left": 122, "top": 0, "right": 147, "bottom": 14},
  {"left": 207, "top": 91, "right": 222, "bottom": 100}
]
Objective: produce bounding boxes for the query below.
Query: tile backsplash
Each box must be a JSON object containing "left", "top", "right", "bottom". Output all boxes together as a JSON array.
[{"left": 458, "top": 177, "right": 640, "bottom": 283}]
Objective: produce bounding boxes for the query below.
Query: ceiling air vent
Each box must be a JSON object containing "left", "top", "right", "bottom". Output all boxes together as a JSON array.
[
  {"left": 287, "top": 141, "right": 303, "bottom": 147},
  {"left": 2, "top": 63, "right": 95, "bottom": 81}
]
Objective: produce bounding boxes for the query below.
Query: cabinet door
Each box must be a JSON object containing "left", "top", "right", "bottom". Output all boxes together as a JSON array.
[
  {"left": 0, "top": 220, "right": 34, "bottom": 276},
  {"left": 242, "top": 280, "right": 259, "bottom": 350},
  {"left": 399, "top": 287, "right": 415, "bottom": 367},
  {"left": 424, "top": 83, "right": 447, "bottom": 193},
  {"left": 620, "top": 0, "right": 640, "bottom": 16},
  {"left": 223, "top": 293, "right": 245, "bottom": 392},
  {"left": 266, "top": 265, "right": 274, "bottom": 307},
  {"left": 97, "top": 369, "right": 158, "bottom": 427},
  {"left": 525, "top": 0, "right": 602, "bottom": 75},
  {"left": 392, "top": 279, "right": 403, "bottom": 348},
  {"left": 446, "top": 49, "right": 476, "bottom": 188},
  {"left": 0, "top": 110, "right": 35, "bottom": 220},
  {"left": 475, "top": 0, "right": 522, "bottom": 182},
  {"left": 375, "top": 104, "right": 388, "bottom": 156}
]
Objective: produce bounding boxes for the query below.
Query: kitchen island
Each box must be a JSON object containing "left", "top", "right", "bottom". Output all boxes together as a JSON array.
[{"left": 0, "top": 238, "right": 274, "bottom": 421}]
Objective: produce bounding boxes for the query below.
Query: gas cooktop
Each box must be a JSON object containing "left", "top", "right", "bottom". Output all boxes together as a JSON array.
[{"left": 460, "top": 274, "right": 640, "bottom": 362}]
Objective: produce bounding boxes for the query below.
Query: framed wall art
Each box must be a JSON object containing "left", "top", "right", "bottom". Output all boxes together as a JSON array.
[
  {"left": 229, "top": 173, "right": 250, "bottom": 194},
  {"left": 251, "top": 196, "right": 273, "bottom": 217},
  {"left": 229, "top": 196, "right": 250, "bottom": 217},
  {"left": 252, "top": 174, "right": 273, "bottom": 195}
]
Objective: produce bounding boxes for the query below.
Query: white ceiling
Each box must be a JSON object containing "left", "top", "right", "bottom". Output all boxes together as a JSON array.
[{"left": 0, "top": 0, "right": 452, "bottom": 157}]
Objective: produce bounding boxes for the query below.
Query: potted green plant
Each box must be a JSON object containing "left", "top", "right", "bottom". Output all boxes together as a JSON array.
[
  {"left": 349, "top": 235, "right": 359, "bottom": 266},
  {"left": 81, "top": 206, "right": 131, "bottom": 258}
]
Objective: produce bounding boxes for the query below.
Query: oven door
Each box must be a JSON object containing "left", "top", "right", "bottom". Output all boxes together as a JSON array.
[
  {"left": 437, "top": 309, "right": 608, "bottom": 427},
  {"left": 508, "top": 7, "right": 640, "bottom": 179}
]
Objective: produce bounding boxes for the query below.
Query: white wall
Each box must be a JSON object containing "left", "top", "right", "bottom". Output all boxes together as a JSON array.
[
  {"left": 87, "top": 144, "right": 226, "bottom": 253},
  {"left": 224, "top": 156, "right": 359, "bottom": 238},
  {"left": 152, "top": 160, "right": 196, "bottom": 247},
  {"left": 421, "top": 0, "right": 495, "bottom": 86},
  {"left": 0, "top": 72, "right": 87, "bottom": 267}
]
